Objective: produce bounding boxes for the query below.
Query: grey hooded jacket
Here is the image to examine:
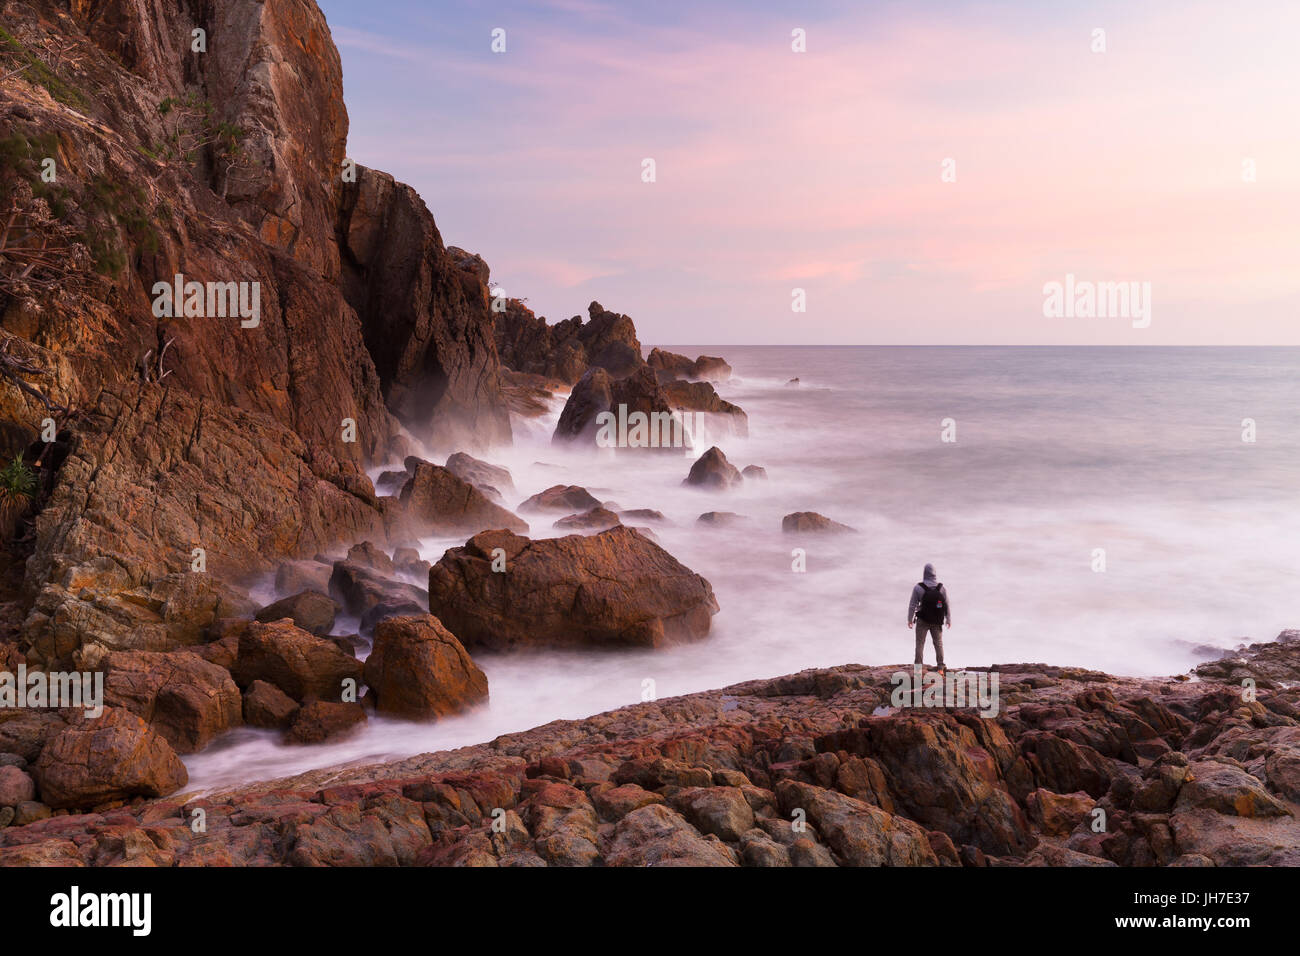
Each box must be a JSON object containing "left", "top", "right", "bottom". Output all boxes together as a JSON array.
[{"left": 908, "top": 563, "right": 951, "bottom": 626}]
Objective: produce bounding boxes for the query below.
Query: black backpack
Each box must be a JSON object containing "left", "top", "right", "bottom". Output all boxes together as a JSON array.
[{"left": 918, "top": 582, "right": 945, "bottom": 625}]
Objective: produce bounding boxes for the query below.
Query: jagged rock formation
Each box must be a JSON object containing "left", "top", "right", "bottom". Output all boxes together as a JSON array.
[
  {"left": 3, "top": 637, "right": 1297, "bottom": 865},
  {"left": 648, "top": 348, "right": 732, "bottom": 382},
  {"left": 553, "top": 365, "right": 683, "bottom": 447},
  {"left": 495, "top": 300, "right": 644, "bottom": 384},
  {"left": 0, "top": 0, "right": 515, "bottom": 663}
]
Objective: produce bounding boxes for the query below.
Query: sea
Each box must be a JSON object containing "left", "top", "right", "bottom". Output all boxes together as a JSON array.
[{"left": 183, "top": 346, "right": 1300, "bottom": 792}]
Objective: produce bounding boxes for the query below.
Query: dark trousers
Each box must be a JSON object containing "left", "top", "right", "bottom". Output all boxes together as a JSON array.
[{"left": 914, "top": 621, "right": 945, "bottom": 667}]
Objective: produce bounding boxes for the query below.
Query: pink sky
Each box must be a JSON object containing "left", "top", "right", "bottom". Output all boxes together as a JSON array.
[{"left": 324, "top": 0, "right": 1300, "bottom": 344}]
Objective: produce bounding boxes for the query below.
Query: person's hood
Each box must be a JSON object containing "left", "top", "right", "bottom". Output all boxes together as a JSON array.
[{"left": 923, "top": 563, "right": 937, "bottom": 585}]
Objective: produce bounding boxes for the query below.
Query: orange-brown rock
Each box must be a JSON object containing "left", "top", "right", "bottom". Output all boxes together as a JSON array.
[
  {"left": 285, "top": 700, "right": 367, "bottom": 745},
  {"left": 230, "top": 619, "right": 362, "bottom": 702},
  {"left": 427, "top": 527, "right": 719, "bottom": 651},
  {"left": 101, "top": 648, "right": 243, "bottom": 753},
  {"left": 32, "top": 707, "right": 187, "bottom": 810},
  {"left": 684, "top": 447, "right": 742, "bottom": 490},
  {"left": 553, "top": 365, "right": 684, "bottom": 447},
  {"left": 496, "top": 300, "right": 644, "bottom": 385},
  {"left": 393, "top": 462, "right": 527, "bottom": 536},
  {"left": 519, "top": 484, "right": 602, "bottom": 514},
  {"left": 363, "top": 615, "right": 488, "bottom": 720},
  {"left": 782, "top": 512, "right": 857, "bottom": 534}
]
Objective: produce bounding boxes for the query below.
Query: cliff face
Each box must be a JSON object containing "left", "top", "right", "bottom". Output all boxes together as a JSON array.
[
  {"left": 339, "top": 169, "right": 511, "bottom": 449},
  {"left": 0, "top": 0, "right": 512, "bottom": 664}
]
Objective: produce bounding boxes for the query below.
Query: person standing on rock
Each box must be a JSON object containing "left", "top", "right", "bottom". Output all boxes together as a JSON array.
[{"left": 908, "top": 563, "right": 951, "bottom": 672}]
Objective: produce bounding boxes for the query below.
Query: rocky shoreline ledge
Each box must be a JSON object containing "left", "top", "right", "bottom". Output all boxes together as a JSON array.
[{"left": 1, "top": 635, "right": 1296, "bottom": 866}]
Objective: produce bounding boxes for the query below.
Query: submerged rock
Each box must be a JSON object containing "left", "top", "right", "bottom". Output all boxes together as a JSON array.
[
  {"left": 553, "top": 508, "right": 622, "bottom": 532},
  {"left": 782, "top": 512, "right": 857, "bottom": 534}
]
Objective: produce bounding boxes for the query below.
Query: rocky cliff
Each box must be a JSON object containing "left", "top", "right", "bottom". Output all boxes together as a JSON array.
[{"left": 0, "top": 0, "right": 514, "bottom": 663}]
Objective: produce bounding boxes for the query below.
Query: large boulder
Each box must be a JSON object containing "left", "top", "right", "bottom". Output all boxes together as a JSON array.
[
  {"left": 363, "top": 615, "right": 489, "bottom": 720},
  {"left": 553, "top": 508, "right": 623, "bottom": 532},
  {"left": 683, "top": 447, "right": 742, "bottom": 490},
  {"left": 275, "top": 560, "right": 334, "bottom": 595},
  {"left": 242, "top": 680, "right": 299, "bottom": 729},
  {"left": 519, "top": 485, "right": 603, "bottom": 514},
  {"left": 0, "top": 766, "right": 36, "bottom": 807},
  {"left": 285, "top": 700, "right": 367, "bottom": 745},
  {"left": 427, "top": 528, "right": 719, "bottom": 650},
  {"left": 254, "top": 590, "right": 339, "bottom": 636},
  {"left": 328, "top": 561, "right": 428, "bottom": 634},
  {"left": 102, "top": 648, "right": 243, "bottom": 753},
  {"left": 230, "top": 619, "right": 363, "bottom": 702},
  {"left": 553, "top": 366, "right": 684, "bottom": 448},
  {"left": 394, "top": 462, "right": 527, "bottom": 536},
  {"left": 32, "top": 707, "right": 188, "bottom": 809},
  {"left": 445, "top": 452, "right": 515, "bottom": 501},
  {"left": 782, "top": 512, "right": 857, "bottom": 534},
  {"left": 691, "top": 356, "right": 732, "bottom": 382},
  {"left": 345, "top": 541, "right": 395, "bottom": 574}
]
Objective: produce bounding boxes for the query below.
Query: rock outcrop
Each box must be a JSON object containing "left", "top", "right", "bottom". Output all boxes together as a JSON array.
[
  {"left": 338, "top": 172, "right": 512, "bottom": 449},
  {"left": 5, "top": 637, "right": 1298, "bottom": 865},
  {"left": 648, "top": 348, "right": 732, "bottom": 382},
  {"left": 496, "top": 300, "right": 644, "bottom": 385},
  {"left": 554, "top": 366, "right": 684, "bottom": 447},
  {"left": 0, "top": 0, "right": 515, "bottom": 669}
]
